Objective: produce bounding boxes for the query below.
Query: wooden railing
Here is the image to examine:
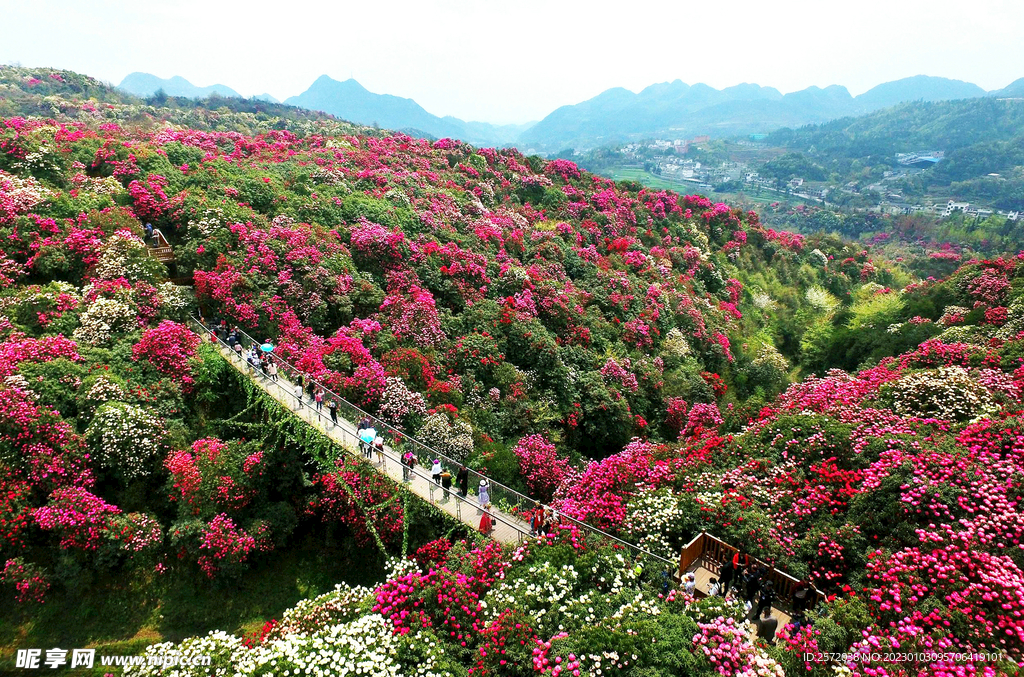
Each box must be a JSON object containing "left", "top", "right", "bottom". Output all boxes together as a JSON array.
[
  {"left": 677, "top": 531, "right": 822, "bottom": 612},
  {"left": 147, "top": 230, "right": 175, "bottom": 263}
]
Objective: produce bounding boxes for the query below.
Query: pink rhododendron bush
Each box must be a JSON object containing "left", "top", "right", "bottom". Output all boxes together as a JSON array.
[{"left": 4, "top": 73, "right": 1024, "bottom": 674}]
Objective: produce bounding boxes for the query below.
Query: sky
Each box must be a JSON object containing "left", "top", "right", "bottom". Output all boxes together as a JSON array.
[{"left": 2, "top": 0, "right": 1023, "bottom": 125}]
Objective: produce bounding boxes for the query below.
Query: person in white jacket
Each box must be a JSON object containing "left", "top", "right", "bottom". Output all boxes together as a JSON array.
[{"left": 431, "top": 459, "right": 442, "bottom": 484}]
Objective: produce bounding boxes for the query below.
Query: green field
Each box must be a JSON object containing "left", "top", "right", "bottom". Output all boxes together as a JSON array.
[
  {"left": 605, "top": 167, "right": 700, "bottom": 191},
  {"left": 603, "top": 166, "right": 812, "bottom": 207}
]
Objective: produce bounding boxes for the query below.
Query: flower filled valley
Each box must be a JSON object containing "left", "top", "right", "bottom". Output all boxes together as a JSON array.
[{"left": 2, "top": 66, "right": 1024, "bottom": 675}]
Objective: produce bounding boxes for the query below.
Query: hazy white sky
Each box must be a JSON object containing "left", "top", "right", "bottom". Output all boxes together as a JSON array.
[{"left": 2, "top": 0, "right": 1023, "bottom": 124}]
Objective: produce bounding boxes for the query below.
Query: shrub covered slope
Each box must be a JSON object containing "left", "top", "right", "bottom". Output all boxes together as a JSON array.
[{"left": 1, "top": 65, "right": 1024, "bottom": 676}]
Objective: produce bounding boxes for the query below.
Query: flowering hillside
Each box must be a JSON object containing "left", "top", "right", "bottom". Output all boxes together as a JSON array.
[{"left": 1, "top": 68, "right": 1024, "bottom": 675}]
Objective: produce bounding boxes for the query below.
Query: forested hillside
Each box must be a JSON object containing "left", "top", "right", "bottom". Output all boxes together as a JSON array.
[
  {"left": 766, "top": 98, "right": 1024, "bottom": 208},
  {"left": 1, "top": 66, "right": 1024, "bottom": 676}
]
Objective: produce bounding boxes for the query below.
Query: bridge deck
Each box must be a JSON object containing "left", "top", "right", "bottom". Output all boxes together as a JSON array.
[{"left": 206, "top": 339, "right": 532, "bottom": 545}]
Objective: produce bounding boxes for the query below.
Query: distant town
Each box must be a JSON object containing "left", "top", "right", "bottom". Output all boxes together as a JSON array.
[{"left": 582, "top": 138, "right": 1021, "bottom": 223}]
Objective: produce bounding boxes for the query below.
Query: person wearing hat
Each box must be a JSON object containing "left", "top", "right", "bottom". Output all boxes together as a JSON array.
[
  {"left": 431, "top": 459, "right": 442, "bottom": 484},
  {"left": 477, "top": 479, "right": 490, "bottom": 511}
]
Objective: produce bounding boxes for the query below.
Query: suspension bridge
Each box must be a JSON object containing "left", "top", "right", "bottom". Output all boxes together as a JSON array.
[{"left": 188, "top": 317, "right": 677, "bottom": 567}]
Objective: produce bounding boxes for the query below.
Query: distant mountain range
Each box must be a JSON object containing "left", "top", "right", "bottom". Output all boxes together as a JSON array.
[
  {"left": 118, "top": 72, "right": 1023, "bottom": 152},
  {"left": 284, "top": 75, "right": 534, "bottom": 146},
  {"left": 519, "top": 75, "right": 998, "bottom": 152}
]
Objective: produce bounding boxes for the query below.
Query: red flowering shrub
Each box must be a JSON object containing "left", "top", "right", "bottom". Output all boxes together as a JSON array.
[
  {"left": 554, "top": 438, "right": 672, "bottom": 529},
  {"left": 1, "top": 557, "right": 49, "bottom": 604},
  {"left": 33, "top": 486, "right": 121, "bottom": 550},
  {"left": 196, "top": 513, "right": 257, "bottom": 578},
  {"left": 511, "top": 434, "right": 572, "bottom": 503},
  {"left": 132, "top": 320, "right": 201, "bottom": 387}
]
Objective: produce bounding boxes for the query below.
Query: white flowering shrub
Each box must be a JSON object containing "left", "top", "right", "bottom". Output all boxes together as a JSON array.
[
  {"left": 76, "top": 374, "right": 127, "bottom": 422},
  {"left": 124, "top": 631, "right": 242, "bottom": 676},
  {"left": 417, "top": 412, "right": 473, "bottom": 463},
  {"left": 384, "top": 187, "right": 411, "bottom": 207},
  {"left": 483, "top": 550, "right": 643, "bottom": 637},
  {"left": 805, "top": 285, "right": 840, "bottom": 314},
  {"left": 267, "top": 584, "right": 373, "bottom": 638},
  {"left": 93, "top": 231, "right": 165, "bottom": 283},
  {"left": 378, "top": 376, "right": 427, "bottom": 429},
  {"left": 86, "top": 402, "right": 165, "bottom": 479},
  {"left": 748, "top": 343, "right": 789, "bottom": 391},
  {"left": 10, "top": 143, "right": 63, "bottom": 177},
  {"left": 879, "top": 366, "right": 998, "bottom": 422},
  {"left": 484, "top": 561, "right": 610, "bottom": 637},
  {"left": 937, "top": 324, "right": 990, "bottom": 345},
  {"left": 83, "top": 175, "right": 125, "bottom": 196},
  {"left": 158, "top": 281, "right": 193, "bottom": 316},
  {"left": 126, "top": 615, "right": 453, "bottom": 677},
  {"left": 808, "top": 248, "right": 828, "bottom": 268},
  {"left": 660, "top": 327, "right": 691, "bottom": 361},
  {"left": 620, "top": 487, "right": 687, "bottom": 560},
  {"left": 751, "top": 291, "right": 778, "bottom": 311},
  {"left": 186, "top": 207, "right": 228, "bottom": 238},
  {"left": 73, "top": 297, "right": 136, "bottom": 346}
]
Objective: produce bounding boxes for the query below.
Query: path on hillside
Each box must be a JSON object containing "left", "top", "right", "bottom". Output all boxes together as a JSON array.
[{"left": 196, "top": 328, "right": 532, "bottom": 545}]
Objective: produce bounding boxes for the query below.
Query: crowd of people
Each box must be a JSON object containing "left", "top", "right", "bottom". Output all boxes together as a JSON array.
[
  {"left": 202, "top": 315, "right": 561, "bottom": 544},
  {"left": 677, "top": 550, "right": 816, "bottom": 644}
]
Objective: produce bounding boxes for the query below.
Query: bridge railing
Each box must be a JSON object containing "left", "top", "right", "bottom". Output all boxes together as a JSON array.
[
  {"left": 191, "top": 315, "right": 676, "bottom": 568},
  {"left": 188, "top": 317, "right": 536, "bottom": 543}
]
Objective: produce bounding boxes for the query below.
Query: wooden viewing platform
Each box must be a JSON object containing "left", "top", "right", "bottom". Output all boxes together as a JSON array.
[
  {"left": 678, "top": 531, "right": 823, "bottom": 628},
  {"left": 147, "top": 230, "right": 175, "bottom": 263}
]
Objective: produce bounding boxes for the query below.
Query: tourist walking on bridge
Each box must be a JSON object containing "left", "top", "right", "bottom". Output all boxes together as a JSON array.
[
  {"left": 440, "top": 468, "right": 452, "bottom": 502},
  {"left": 479, "top": 503, "right": 494, "bottom": 536},
  {"left": 402, "top": 449, "right": 416, "bottom": 482},
  {"left": 327, "top": 398, "right": 338, "bottom": 426},
  {"left": 401, "top": 448, "right": 413, "bottom": 481},
  {"left": 530, "top": 503, "right": 542, "bottom": 536},
  {"left": 456, "top": 465, "right": 469, "bottom": 498},
  {"left": 431, "top": 459, "right": 442, "bottom": 484},
  {"left": 477, "top": 479, "right": 490, "bottom": 512},
  {"left": 359, "top": 426, "right": 376, "bottom": 459}
]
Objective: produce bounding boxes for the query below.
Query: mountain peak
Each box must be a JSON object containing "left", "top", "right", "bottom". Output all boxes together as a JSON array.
[
  {"left": 854, "top": 75, "right": 986, "bottom": 111},
  {"left": 117, "top": 72, "right": 242, "bottom": 99}
]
